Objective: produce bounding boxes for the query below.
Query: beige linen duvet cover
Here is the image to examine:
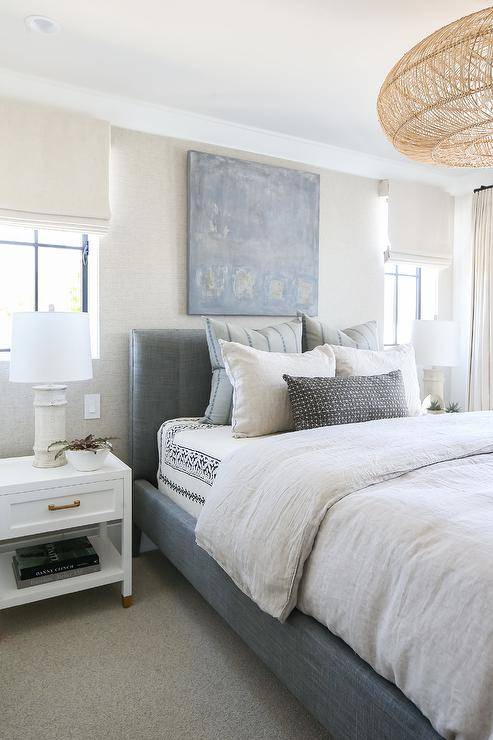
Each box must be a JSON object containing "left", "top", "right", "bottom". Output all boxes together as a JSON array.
[{"left": 196, "top": 412, "right": 493, "bottom": 740}]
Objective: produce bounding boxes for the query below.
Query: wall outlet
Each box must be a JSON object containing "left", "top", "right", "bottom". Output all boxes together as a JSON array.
[{"left": 84, "top": 393, "right": 100, "bottom": 420}]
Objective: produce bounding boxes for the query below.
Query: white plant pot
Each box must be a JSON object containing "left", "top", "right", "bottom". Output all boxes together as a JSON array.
[{"left": 66, "top": 449, "right": 109, "bottom": 472}]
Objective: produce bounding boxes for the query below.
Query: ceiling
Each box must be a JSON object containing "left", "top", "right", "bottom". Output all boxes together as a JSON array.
[{"left": 0, "top": 0, "right": 492, "bottom": 189}]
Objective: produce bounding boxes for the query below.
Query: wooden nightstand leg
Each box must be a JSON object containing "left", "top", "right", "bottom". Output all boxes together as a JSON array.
[{"left": 121, "top": 595, "right": 133, "bottom": 608}]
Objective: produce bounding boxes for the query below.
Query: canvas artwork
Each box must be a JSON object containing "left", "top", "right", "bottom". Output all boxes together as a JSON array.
[{"left": 187, "top": 151, "right": 319, "bottom": 315}]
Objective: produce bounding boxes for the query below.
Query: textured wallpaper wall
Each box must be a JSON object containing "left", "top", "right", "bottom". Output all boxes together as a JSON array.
[{"left": 0, "top": 127, "right": 384, "bottom": 462}]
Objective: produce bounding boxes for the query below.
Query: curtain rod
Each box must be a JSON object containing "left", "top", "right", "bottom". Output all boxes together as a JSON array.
[{"left": 474, "top": 184, "right": 493, "bottom": 193}]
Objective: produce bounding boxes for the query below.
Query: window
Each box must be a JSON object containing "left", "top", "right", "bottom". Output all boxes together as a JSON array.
[
  {"left": 384, "top": 263, "right": 421, "bottom": 346},
  {"left": 0, "top": 226, "right": 99, "bottom": 356},
  {"left": 384, "top": 261, "right": 438, "bottom": 346}
]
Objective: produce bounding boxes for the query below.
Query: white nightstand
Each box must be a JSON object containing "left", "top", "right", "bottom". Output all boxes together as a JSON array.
[{"left": 0, "top": 453, "right": 132, "bottom": 610}]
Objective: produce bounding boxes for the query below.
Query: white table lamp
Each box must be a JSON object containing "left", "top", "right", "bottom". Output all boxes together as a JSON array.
[
  {"left": 412, "top": 319, "right": 459, "bottom": 408},
  {"left": 9, "top": 311, "right": 93, "bottom": 468}
]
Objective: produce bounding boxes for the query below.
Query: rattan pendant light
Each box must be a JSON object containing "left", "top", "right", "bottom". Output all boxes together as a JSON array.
[{"left": 377, "top": 7, "right": 493, "bottom": 167}]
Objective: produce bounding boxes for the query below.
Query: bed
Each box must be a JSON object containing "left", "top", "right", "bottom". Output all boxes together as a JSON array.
[{"left": 130, "top": 328, "right": 447, "bottom": 740}]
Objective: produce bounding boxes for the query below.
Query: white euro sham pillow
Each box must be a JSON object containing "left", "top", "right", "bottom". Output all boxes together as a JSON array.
[
  {"left": 220, "top": 341, "right": 336, "bottom": 437},
  {"left": 331, "top": 343, "right": 421, "bottom": 416}
]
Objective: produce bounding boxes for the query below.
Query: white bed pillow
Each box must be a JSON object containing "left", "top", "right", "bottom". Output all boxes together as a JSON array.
[
  {"left": 331, "top": 343, "right": 421, "bottom": 416},
  {"left": 220, "top": 341, "right": 336, "bottom": 437}
]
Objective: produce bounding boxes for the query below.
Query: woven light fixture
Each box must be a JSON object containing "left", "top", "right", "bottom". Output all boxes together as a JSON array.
[{"left": 377, "top": 7, "right": 493, "bottom": 167}]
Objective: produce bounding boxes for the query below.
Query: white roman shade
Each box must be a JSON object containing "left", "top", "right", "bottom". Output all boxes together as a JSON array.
[
  {"left": 387, "top": 180, "right": 452, "bottom": 267},
  {"left": 0, "top": 98, "right": 110, "bottom": 234}
]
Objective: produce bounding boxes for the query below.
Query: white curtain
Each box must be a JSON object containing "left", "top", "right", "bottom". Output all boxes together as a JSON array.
[{"left": 467, "top": 188, "right": 493, "bottom": 410}]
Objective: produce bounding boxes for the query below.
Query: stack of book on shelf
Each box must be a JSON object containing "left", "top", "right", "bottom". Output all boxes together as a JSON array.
[{"left": 12, "top": 536, "right": 101, "bottom": 589}]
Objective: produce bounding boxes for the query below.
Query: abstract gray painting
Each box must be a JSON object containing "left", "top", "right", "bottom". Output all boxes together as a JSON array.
[{"left": 187, "top": 151, "right": 319, "bottom": 315}]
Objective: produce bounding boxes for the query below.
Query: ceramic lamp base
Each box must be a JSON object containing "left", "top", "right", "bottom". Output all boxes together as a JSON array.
[
  {"left": 422, "top": 367, "right": 445, "bottom": 409},
  {"left": 33, "top": 385, "right": 67, "bottom": 468}
]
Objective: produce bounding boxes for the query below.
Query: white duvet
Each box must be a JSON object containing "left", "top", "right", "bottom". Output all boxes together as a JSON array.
[{"left": 195, "top": 412, "right": 493, "bottom": 740}]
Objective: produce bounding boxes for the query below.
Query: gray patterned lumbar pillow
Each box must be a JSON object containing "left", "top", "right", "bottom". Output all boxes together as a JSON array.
[
  {"left": 283, "top": 370, "right": 408, "bottom": 430},
  {"left": 202, "top": 316, "right": 302, "bottom": 425},
  {"left": 298, "top": 312, "right": 379, "bottom": 352}
]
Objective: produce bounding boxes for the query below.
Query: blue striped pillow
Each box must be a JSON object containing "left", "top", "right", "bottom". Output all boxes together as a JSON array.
[
  {"left": 202, "top": 317, "right": 302, "bottom": 425},
  {"left": 299, "top": 312, "right": 379, "bottom": 352}
]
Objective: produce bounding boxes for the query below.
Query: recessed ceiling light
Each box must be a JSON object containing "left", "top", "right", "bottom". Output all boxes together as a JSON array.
[{"left": 24, "top": 15, "right": 61, "bottom": 34}]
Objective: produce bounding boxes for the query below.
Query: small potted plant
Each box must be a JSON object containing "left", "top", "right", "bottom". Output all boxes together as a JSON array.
[
  {"left": 48, "top": 435, "right": 115, "bottom": 471},
  {"left": 445, "top": 402, "right": 461, "bottom": 413},
  {"left": 427, "top": 399, "right": 444, "bottom": 415}
]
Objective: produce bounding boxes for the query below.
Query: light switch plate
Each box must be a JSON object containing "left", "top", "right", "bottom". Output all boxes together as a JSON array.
[{"left": 84, "top": 393, "right": 100, "bottom": 420}]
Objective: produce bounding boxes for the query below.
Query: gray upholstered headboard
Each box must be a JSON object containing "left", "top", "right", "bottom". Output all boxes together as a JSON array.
[{"left": 129, "top": 329, "right": 212, "bottom": 483}]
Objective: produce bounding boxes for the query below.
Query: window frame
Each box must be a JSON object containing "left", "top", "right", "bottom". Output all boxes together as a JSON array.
[
  {"left": 0, "top": 229, "right": 89, "bottom": 353},
  {"left": 384, "top": 262, "right": 422, "bottom": 347}
]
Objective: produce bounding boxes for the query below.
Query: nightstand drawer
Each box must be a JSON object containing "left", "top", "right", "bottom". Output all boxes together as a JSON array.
[{"left": 0, "top": 480, "right": 123, "bottom": 538}]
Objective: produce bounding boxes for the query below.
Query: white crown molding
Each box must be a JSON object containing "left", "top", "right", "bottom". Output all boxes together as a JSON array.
[{"left": 0, "top": 66, "right": 472, "bottom": 193}]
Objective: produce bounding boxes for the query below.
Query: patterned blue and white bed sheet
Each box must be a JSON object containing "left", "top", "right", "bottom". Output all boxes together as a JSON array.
[{"left": 157, "top": 418, "right": 241, "bottom": 518}]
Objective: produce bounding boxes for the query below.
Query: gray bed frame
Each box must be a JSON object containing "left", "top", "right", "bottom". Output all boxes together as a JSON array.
[{"left": 130, "top": 329, "right": 442, "bottom": 740}]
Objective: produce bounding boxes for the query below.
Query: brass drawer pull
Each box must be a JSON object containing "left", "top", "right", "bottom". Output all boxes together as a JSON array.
[{"left": 48, "top": 499, "right": 81, "bottom": 512}]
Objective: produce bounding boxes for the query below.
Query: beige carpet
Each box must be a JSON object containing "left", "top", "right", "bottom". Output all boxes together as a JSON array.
[{"left": 1, "top": 550, "right": 329, "bottom": 740}]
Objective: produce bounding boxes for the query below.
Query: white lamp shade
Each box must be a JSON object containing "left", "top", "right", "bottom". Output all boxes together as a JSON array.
[
  {"left": 9, "top": 312, "right": 93, "bottom": 383},
  {"left": 412, "top": 320, "right": 459, "bottom": 368}
]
